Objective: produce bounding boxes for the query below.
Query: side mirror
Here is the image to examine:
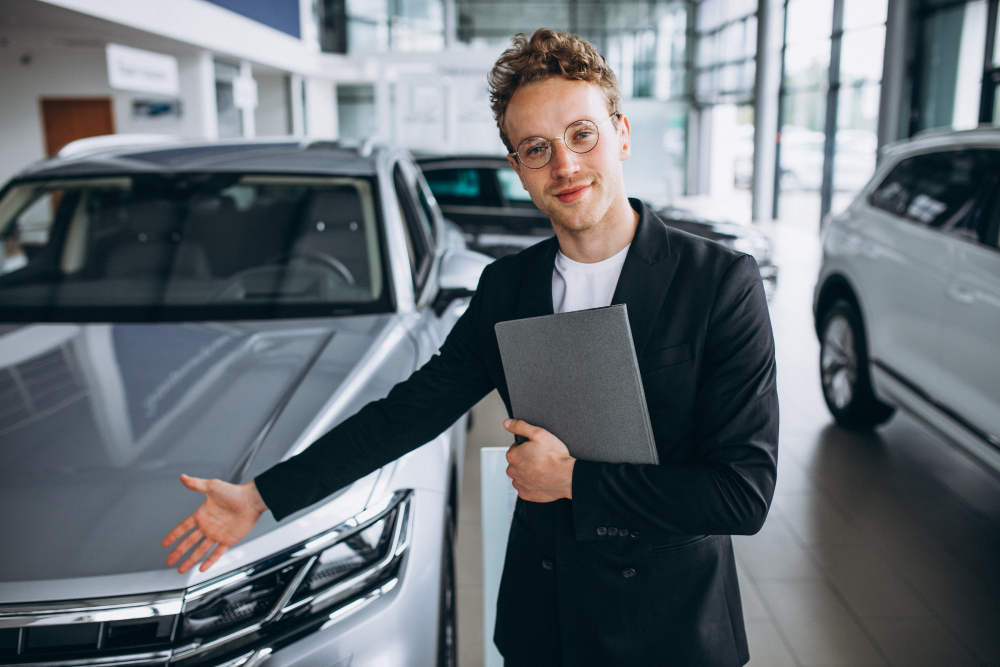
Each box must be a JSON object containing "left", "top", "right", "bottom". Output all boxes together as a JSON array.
[{"left": 433, "top": 248, "right": 493, "bottom": 316}]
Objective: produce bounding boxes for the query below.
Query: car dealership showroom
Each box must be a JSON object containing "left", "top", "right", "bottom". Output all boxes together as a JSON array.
[{"left": 1, "top": 0, "right": 999, "bottom": 666}]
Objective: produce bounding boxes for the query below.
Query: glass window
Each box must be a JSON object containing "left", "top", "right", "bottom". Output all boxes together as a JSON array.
[
  {"left": 422, "top": 168, "right": 483, "bottom": 205},
  {"left": 869, "top": 151, "right": 991, "bottom": 239},
  {"left": 495, "top": 169, "right": 535, "bottom": 208},
  {"left": 393, "top": 164, "right": 433, "bottom": 290},
  {"left": 840, "top": 26, "right": 886, "bottom": 87},
  {"left": 843, "top": 0, "right": 888, "bottom": 31},
  {"left": 0, "top": 175, "right": 389, "bottom": 321},
  {"left": 915, "top": 1, "right": 989, "bottom": 132},
  {"left": 214, "top": 60, "right": 243, "bottom": 139}
]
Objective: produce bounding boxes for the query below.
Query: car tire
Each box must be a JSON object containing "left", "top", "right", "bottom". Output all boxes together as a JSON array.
[
  {"left": 819, "top": 299, "right": 895, "bottom": 429},
  {"left": 436, "top": 498, "right": 457, "bottom": 667}
]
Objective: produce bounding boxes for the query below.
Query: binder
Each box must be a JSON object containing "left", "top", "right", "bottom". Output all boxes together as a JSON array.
[{"left": 495, "top": 304, "right": 659, "bottom": 465}]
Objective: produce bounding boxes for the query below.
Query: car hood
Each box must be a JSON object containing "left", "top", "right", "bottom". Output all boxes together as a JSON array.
[{"left": 0, "top": 315, "right": 405, "bottom": 591}]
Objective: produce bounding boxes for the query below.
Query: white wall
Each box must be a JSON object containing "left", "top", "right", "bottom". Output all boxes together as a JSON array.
[
  {"left": 305, "top": 77, "right": 338, "bottom": 139},
  {"left": 0, "top": 45, "right": 223, "bottom": 186},
  {"left": 256, "top": 72, "right": 291, "bottom": 137}
]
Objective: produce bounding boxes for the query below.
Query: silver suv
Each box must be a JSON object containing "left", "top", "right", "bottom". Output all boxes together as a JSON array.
[
  {"left": 0, "top": 137, "right": 491, "bottom": 667},
  {"left": 815, "top": 128, "right": 1000, "bottom": 471}
]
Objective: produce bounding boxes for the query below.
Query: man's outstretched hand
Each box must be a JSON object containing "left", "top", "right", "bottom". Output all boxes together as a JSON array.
[
  {"left": 162, "top": 474, "right": 268, "bottom": 574},
  {"left": 504, "top": 419, "right": 575, "bottom": 502}
]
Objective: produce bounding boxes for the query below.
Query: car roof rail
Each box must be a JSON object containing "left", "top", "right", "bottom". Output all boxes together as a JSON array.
[{"left": 57, "top": 133, "right": 183, "bottom": 159}]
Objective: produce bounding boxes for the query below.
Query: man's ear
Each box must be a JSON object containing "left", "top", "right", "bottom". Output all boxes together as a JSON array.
[
  {"left": 617, "top": 113, "right": 632, "bottom": 162},
  {"left": 507, "top": 153, "right": 527, "bottom": 187}
]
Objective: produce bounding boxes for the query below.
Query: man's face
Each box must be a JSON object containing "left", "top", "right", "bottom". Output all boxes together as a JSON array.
[{"left": 504, "top": 77, "right": 631, "bottom": 234}]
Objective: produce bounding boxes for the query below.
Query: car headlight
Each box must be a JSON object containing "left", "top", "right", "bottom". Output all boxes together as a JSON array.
[{"left": 173, "top": 491, "right": 412, "bottom": 666}]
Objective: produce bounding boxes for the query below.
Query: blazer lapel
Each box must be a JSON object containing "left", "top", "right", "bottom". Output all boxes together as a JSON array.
[
  {"left": 513, "top": 236, "right": 558, "bottom": 320},
  {"left": 611, "top": 200, "right": 679, "bottom": 358}
]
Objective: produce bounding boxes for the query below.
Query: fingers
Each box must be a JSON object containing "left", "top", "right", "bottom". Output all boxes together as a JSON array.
[
  {"left": 162, "top": 515, "right": 196, "bottom": 547},
  {"left": 179, "top": 537, "right": 216, "bottom": 574},
  {"left": 180, "top": 474, "right": 211, "bottom": 494},
  {"left": 200, "top": 544, "right": 230, "bottom": 572},
  {"left": 166, "top": 528, "right": 204, "bottom": 567},
  {"left": 503, "top": 418, "right": 541, "bottom": 439},
  {"left": 506, "top": 444, "right": 520, "bottom": 464}
]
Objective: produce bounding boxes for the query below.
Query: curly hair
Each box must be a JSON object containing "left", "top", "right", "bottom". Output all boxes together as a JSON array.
[{"left": 488, "top": 29, "right": 622, "bottom": 153}]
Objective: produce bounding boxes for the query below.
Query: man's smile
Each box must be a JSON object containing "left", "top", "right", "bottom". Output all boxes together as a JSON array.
[{"left": 553, "top": 183, "right": 591, "bottom": 203}]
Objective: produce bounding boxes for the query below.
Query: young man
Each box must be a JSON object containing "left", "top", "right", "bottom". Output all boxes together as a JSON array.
[{"left": 163, "top": 29, "right": 778, "bottom": 666}]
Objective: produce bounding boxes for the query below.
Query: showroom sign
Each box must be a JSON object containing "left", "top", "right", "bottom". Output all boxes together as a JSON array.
[{"left": 106, "top": 43, "right": 179, "bottom": 96}]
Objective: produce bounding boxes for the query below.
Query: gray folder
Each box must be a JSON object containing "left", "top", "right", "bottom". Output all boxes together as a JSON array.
[{"left": 495, "top": 304, "right": 658, "bottom": 465}]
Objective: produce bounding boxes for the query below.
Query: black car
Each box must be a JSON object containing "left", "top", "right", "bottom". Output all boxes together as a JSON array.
[{"left": 416, "top": 154, "right": 777, "bottom": 298}]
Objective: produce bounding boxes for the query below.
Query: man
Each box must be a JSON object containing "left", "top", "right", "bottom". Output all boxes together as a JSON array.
[{"left": 163, "top": 29, "right": 778, "bottom": 666}]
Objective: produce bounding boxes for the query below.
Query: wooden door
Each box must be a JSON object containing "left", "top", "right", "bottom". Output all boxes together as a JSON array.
[{"left": 40, "top": 98, "right": 115, "bottom": 156}]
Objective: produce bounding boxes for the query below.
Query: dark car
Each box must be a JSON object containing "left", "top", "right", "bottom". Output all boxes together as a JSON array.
[{"left": 416, "top": 155, "right": 777, "bottom": 298}]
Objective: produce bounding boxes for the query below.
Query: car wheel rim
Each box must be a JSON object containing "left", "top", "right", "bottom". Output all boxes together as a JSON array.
[{"left": 821, "top": 314, "right": 857, "bottom": 410}]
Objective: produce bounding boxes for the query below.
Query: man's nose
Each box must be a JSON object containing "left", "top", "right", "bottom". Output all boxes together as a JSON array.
[{"left": 548, "top": 139, "right": 581, "bottom": 179}]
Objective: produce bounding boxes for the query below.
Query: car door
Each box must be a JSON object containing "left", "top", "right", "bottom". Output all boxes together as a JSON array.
[
  {"left": 858, "top": 150, "right": 973, "bottom": 395},
  {"left": 937, "top": 149, "right": 1000, "bottom": 445}
]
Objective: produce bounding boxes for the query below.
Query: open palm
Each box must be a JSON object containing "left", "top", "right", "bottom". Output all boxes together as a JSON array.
[{"left": 161, "top": 474, "right": 267, "bottom": 574}]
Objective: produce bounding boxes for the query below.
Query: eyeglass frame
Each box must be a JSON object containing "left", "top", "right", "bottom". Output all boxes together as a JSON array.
[{"left": 508, "top": 114, "right": 621, "bottom": 169}]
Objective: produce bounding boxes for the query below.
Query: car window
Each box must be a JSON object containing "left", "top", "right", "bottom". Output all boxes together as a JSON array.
[
  {"left": 495, "top": 168, "right": 537, "bottom": 209},
  {"left": 869, "top": 150, "right": 993, "bottom": 243},
  {"left": 393, "top": 163, "right": 433, "bottom": 292},
  {"left": 423, "top": 168, "right": 483, "bottom": 206},
  {"left": 0, "top": 186, "right": 66, "bottom": 276},
  {"left": 0, "top": 174, "right": 390, "bottom": 321}
]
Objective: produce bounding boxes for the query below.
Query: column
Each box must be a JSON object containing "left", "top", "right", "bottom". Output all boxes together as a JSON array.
[
  {"left": 238, "top": 60, "right": 257, "bottom": 139},
  {"left": 194, "top": 51, "right": 219, "bottom": 140},
  {"left": 878, "top": 0, "right": 911, "bottom": 153},
  {"left": 752, "top": 0, "right": 784, "bottom": 223}
]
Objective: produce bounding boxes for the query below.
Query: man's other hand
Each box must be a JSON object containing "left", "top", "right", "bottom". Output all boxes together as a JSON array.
[
  {"left": 162, "top": 475, "right": 268, "bottom": 574},
  {"left": 504, "top": 419, "right": 576, "bottom": 502}
]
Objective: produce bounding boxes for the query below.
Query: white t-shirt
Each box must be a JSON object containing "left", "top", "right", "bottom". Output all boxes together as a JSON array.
[{"left": 551, "top": 243, "right": 631, "bottom": 314}]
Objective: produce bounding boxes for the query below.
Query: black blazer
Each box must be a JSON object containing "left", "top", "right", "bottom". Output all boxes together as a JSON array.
[{"left": 256, "top": 199, "right": 779, "bottom": 667}]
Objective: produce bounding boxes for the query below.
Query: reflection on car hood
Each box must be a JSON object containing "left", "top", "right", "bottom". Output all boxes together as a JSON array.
[{"left": 0, "top": 316, "right": 395, "bottom": 585}]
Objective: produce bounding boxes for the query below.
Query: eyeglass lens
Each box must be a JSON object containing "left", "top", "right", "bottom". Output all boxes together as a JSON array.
[{"left": 516, "top": 120, "right": 602, "bottom": 169}]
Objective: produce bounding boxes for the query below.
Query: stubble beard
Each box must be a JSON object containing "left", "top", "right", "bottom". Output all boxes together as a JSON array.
[{"left": 535, "top": 177, "right": 613, "bottom": 235}]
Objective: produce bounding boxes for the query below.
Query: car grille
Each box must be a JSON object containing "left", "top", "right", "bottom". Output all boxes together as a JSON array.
[
  {"left": 0, "top": 593, "right": 181, "bottom": 667},
  {"left": 0, "top": 345, "right": 87, "bottom": 436}
]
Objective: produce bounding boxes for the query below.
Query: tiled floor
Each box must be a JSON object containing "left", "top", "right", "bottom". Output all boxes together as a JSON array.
[{"left": 454, "top": 219, "right": 1000, "bottom": 666}]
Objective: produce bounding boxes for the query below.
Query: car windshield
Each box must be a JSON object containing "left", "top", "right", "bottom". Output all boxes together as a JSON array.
[{"left": 0, "top": 173, "right": 390, "bottom": 321}]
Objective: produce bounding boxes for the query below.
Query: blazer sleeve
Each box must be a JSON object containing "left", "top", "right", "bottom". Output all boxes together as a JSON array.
[
  {"left": 255, "top": 264, "right": 498, "bottom": 521},
  {"left": 571, "top": 254, "right": 778, "bottom": 541}
]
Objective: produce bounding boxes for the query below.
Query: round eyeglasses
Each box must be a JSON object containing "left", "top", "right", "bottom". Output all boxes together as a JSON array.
[{"left": 510, "top": 115, "right": 619, "bottom": 169}]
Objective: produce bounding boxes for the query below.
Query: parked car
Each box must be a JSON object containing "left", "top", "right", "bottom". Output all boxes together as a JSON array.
[
  {"left": 0, "top": 136, "right": 492, "bottom": 667},
  {"left": 416, "top": 154, "right": 777, "bottom": 298},
  {"left": 814, "top": 127, "right": 1000, "bottom": 472}
]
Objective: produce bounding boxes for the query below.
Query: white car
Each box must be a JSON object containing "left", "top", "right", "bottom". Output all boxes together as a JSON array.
[
  {"left": 814, "top": 128, "right": 1000, "bottom": 471},
  {"left": 0, "top": 137, "right": 493, "bottom": 667}
]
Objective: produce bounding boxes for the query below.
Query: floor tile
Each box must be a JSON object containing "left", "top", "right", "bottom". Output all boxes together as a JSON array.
[
  {"left": 809, "top": 546, "right": 930, "bottom": 619},
  {"left": 775, "top": 492, "right": 869, "bottom": 546},
  {"left": 733, "top": 514, "right": 825, "bottom": 581},
  {"left": 745, "top": 620, "right": 798, "bottom": 667},
  {"left": 757, "top": 581, "right": 887, "bottom": 666},
  {"left": 864, "top": 618, "right": 978, "bottom": 667}
]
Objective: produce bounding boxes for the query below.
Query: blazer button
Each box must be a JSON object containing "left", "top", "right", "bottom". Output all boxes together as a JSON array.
[
  {"left": 618, "top": 528, "right": 628, "bottom": 537},
  {"left": 596, "top": 527, "right": 607, "bottom": 536},
  {"left": 541, "top": 559, "right": 554, "bottom": 570},
  {"left": 608, "top": 527, "right": 618, "bottom": 536},
  {"left": 630, "top": 531, "right": 640, "bottom": 538},
  {"left": 622, "top": 568, "right": 636, "bottom": 578}
]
